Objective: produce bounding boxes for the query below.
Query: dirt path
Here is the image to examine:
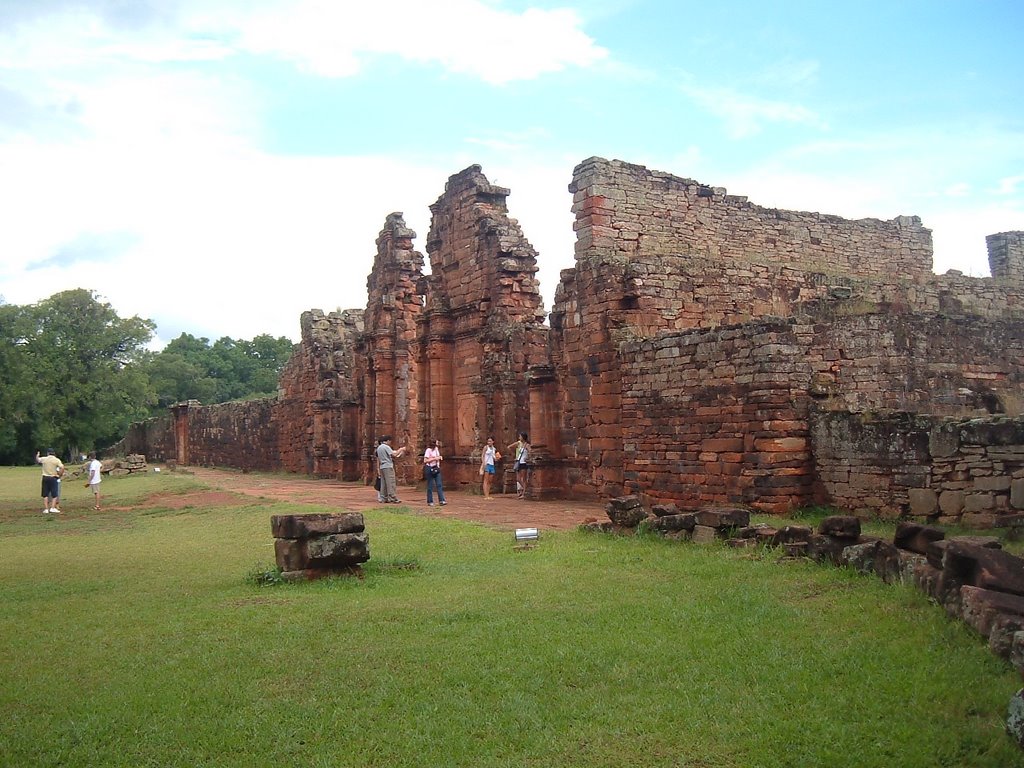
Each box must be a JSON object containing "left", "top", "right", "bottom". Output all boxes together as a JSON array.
[{"left": 180, "top": 467, "right": 607, "bottom": 532}]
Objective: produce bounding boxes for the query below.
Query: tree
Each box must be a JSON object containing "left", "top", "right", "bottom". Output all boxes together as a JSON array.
[
  {"left": 0, "top": 290, "right": 156, "bottom": 463},
  {"left": 143, "top": 332, "right": 294, "bottom": 412},
  {"left": 0, "top": 300, "right": 34, "bottom": 461}
]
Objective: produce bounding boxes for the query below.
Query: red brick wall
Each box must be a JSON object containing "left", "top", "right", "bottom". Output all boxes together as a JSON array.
[
  {"left": 182, "top": 398, "right": 278, "bottom": 471},
  {"left": 619, "top": 319, "right": 819, "bottom": 513}
]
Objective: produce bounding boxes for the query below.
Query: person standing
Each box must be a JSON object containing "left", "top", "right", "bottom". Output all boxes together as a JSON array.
[
  {"left": 376, "top": 435, "right": 407, "bottom": 504},
  {"left": 507, "top": 432, "right": 531, "bottom": 499},
  {"left": 479, "top": 437, "right": 500, "bottom": 499},
  {"left": 371, "top": 439, "right": 384, "bottom": 502},
  {"left": 35, "top": 449, "right": 64, "bottom": 515},
  {"left": 86, "top": 452, "right": 103, "bottom": 510},
  {"left": 423, "top": 439, "right": 447, "bottom": 507}
]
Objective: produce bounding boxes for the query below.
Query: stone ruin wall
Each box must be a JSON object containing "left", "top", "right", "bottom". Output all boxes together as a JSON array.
[
  {"left": 176, "top": 398, "right": 278, "bottom": 471},
  {"left": 567, "top": 156, "right": 935, "bottom": 282},
  {"left": 112, "top": 156, "right": 1024, "bottom": 521},
  {"left": 406, "top": 166, "right": 548, "bottom": 491},
  {"left": 277, "top": 309, "right": 364, "bottom": 478},
  {"left": 354, "top": 212, "right": 425, "bottom": 487},
  {"left": 107, "top": 413, "right": 176, "bottom": 463},
  {"left": 813, "top": 412, "right": 1024, "bottom": 525},
  {"left": 618, "top": 318, "right": 818, "bottom": 513},
  {"left": 550, "top": 157, "right": 1024, "bottom": 512}
]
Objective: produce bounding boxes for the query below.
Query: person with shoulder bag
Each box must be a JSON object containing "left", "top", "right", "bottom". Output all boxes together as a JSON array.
[
  {"left": 423, "top": 439, "right": 447, "bottom": 507},
  {"left": 506, "top": 432, "right": 531, "bottom": 499}
]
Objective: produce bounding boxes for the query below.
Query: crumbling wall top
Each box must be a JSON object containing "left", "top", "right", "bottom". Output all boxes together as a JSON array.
[
  {"left": 426, "top": 164, "right": 544, "bottom": 324},
  {"left": 569, "top": 157, "right": 935, "bottom": 281}
]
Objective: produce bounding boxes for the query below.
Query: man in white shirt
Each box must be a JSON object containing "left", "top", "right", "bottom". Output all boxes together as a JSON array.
[{"left": 86, "top": 453, "right": 103, "bottom": 510}]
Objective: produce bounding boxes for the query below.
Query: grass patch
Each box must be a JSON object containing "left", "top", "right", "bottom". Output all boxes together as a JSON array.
[{"left": 0, "top": 468, "right": 1021, "bottom": 766}]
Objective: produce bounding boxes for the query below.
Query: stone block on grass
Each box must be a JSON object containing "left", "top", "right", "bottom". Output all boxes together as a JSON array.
[
  {"left": 818, "top": 515, "right": 861, "bottom": 540},
  {"left": 990, "top": 615, "right": 1024, "bottom": 660},
  {"left": 894, "top": 521, "right": 944, "bottom": 555},
  {"left": 271, "top": 512, "right": 365, "bottom": 539},
  {"left": 695, "top": 507, "right": 750, "bottom": 529},
  {"left": 692, "top": 525, "right": 718, "bottom": 544},
  {"left": 274, "top": 532, "right": 370, "bottom": 572},
  {"left": 771, "top": 525, "right": 813, "bottom": 547},
  {"left": 648, "top": 513, "right": 697, "bottom": 533},
  {"left": 943, "top": 541, "right": 1024, "bottom": 597},
  {"left": 605, "top": 496, "right": 648, "bottom": 527},
  {"left": 807, "top": 534, "right": 850, "bottom": 565},
  {"left": 960, "top": 586, "right": 1024, "bottom": 638}
]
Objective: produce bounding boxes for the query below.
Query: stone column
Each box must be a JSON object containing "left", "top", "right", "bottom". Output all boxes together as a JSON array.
[
  {"left": 170, "top": 400, "right": 198, "bottom": 466},
  {"left": 988, "top": 231, "right": 1024, "bottom": 286}
]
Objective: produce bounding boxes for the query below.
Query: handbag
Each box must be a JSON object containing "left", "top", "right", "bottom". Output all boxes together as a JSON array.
[
  {"left": 428, "top": 465, "right": 440, "bottom": 477},
  {"left": 374, "top": 476, "right": 381, "bottom": 491}
]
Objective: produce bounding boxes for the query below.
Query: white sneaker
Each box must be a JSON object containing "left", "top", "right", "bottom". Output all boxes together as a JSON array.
[
  {"left": 427, "top": 502, "right": 434, "bottom": 507},
  {"left": 42, "top": 509, "right": 49, "bottom": 514}
]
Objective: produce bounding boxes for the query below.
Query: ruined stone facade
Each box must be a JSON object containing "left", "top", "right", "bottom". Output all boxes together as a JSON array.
[{"left": 112, "top": 157, "right": 1024, "bottom": 523}]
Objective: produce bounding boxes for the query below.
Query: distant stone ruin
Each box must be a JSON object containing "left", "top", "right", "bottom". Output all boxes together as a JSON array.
[{"left": 111, "top": 157, "right": 1024, "bottom": 523}]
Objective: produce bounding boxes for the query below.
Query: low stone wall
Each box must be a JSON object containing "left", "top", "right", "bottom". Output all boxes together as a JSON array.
[
  {"left": 812, "top": 412, "right": 1024, "bottom": 525},
  {"left": 183, "top": 398, "right": 279, "bottom": 471},
  {"left": 106, "top": 415, "right": 174, "bottom": 461}
]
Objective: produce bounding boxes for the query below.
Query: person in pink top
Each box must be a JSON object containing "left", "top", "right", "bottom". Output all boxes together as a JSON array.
[{"left": 423, "top": 439, "right": 447, "bottom": 507}]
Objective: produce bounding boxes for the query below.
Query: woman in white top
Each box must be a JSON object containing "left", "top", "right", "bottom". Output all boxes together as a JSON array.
[
  {"left": 422, "top": 439, "right": 447, "bottom": 506},
  {"left": 507, "top": 432, "right": 531, "bottom": 499},
  {"left": 479, "top": 437, "right": 501, "bottom": 499}
]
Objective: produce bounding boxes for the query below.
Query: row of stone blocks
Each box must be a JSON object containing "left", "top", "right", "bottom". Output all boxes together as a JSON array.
[
  {"left": 590, "top": 495, "right": 1024, "bottom": 748},
  {"left": 271, "top": 513, "right": 370, "bottom": 581}
]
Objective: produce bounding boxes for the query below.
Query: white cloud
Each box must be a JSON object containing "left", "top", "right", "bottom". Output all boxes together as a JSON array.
[
  {"left": 1, "top": 1, "right": 607, "bottom": 84},
  {"left": 0, "top": 0, "right": 603, "bottom": 344},
  {"left": 677, "top": 77, "right": 826, "bottom": 138},
  {"left": 181, "top": 0, "right": 608, "bottom": 84},
  {"left": 997, "top": 175, "right": 1024, "bottom": 195},
  {"left": 944, "top": 182, "right": 971, "bottom": 198}
]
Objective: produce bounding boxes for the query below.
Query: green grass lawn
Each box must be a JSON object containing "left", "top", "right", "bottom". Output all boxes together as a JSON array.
[{"left": 1, "top": 466, "right": 1022, "bottom": 767}]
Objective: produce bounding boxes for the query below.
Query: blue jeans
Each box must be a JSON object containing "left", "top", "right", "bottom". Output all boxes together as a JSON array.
[{"left": 426, "top": 470, "right": 446, "bottom": 504}]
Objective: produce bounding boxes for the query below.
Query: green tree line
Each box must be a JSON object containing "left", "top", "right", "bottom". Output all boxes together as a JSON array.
[{"left": 0, "top": 289, "right": 295, "bottom": 465}]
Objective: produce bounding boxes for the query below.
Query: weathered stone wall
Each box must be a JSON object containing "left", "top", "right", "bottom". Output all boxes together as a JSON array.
[
  {"left": 804, "top": 311, "right": 1024, "bottom": 416},
  {"left": 619, "top": 318, "right": 819, "bottom": 513},
  {"left": 812, "top": 412, "right": 1024, "bottom": 526},
  {"left": 355, "top": 213, "right": 425, "bottom": 486},
  {"left": 551, "top": 157, "right": 1024, "bottom": 505},
  {"left": 113, "top": 156, "right": 1023, "bottom": 519},
  {"left": 277, "top": 309, "right": 363, "bottom": 478},
  {"left": 414, "top": 166, "right": 550, "bottom": 491},
  {"left": 988, "top": 231, "right": 1024, "bottom": 286},
  {"left": 181, "top": 398, "right": 278, "bottom": 471},
  {"left": 105, "top": 414, "right": 175, "bottom": 461},
  {"left": 568, "top": 156, "right": 935, "bottom": 281},
  {"left": 553, "top": 250, "right": 1024, "bottom": 334}
]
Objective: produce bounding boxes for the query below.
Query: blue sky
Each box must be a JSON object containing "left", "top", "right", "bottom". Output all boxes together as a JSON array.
[{"left": 1, "top": 0, "right": 1021, "bottom": 346}]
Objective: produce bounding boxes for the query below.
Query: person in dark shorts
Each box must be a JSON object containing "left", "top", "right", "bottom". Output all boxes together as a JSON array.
[{"left": 35, "top": 449, "right": 65, "bottom": 514}]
